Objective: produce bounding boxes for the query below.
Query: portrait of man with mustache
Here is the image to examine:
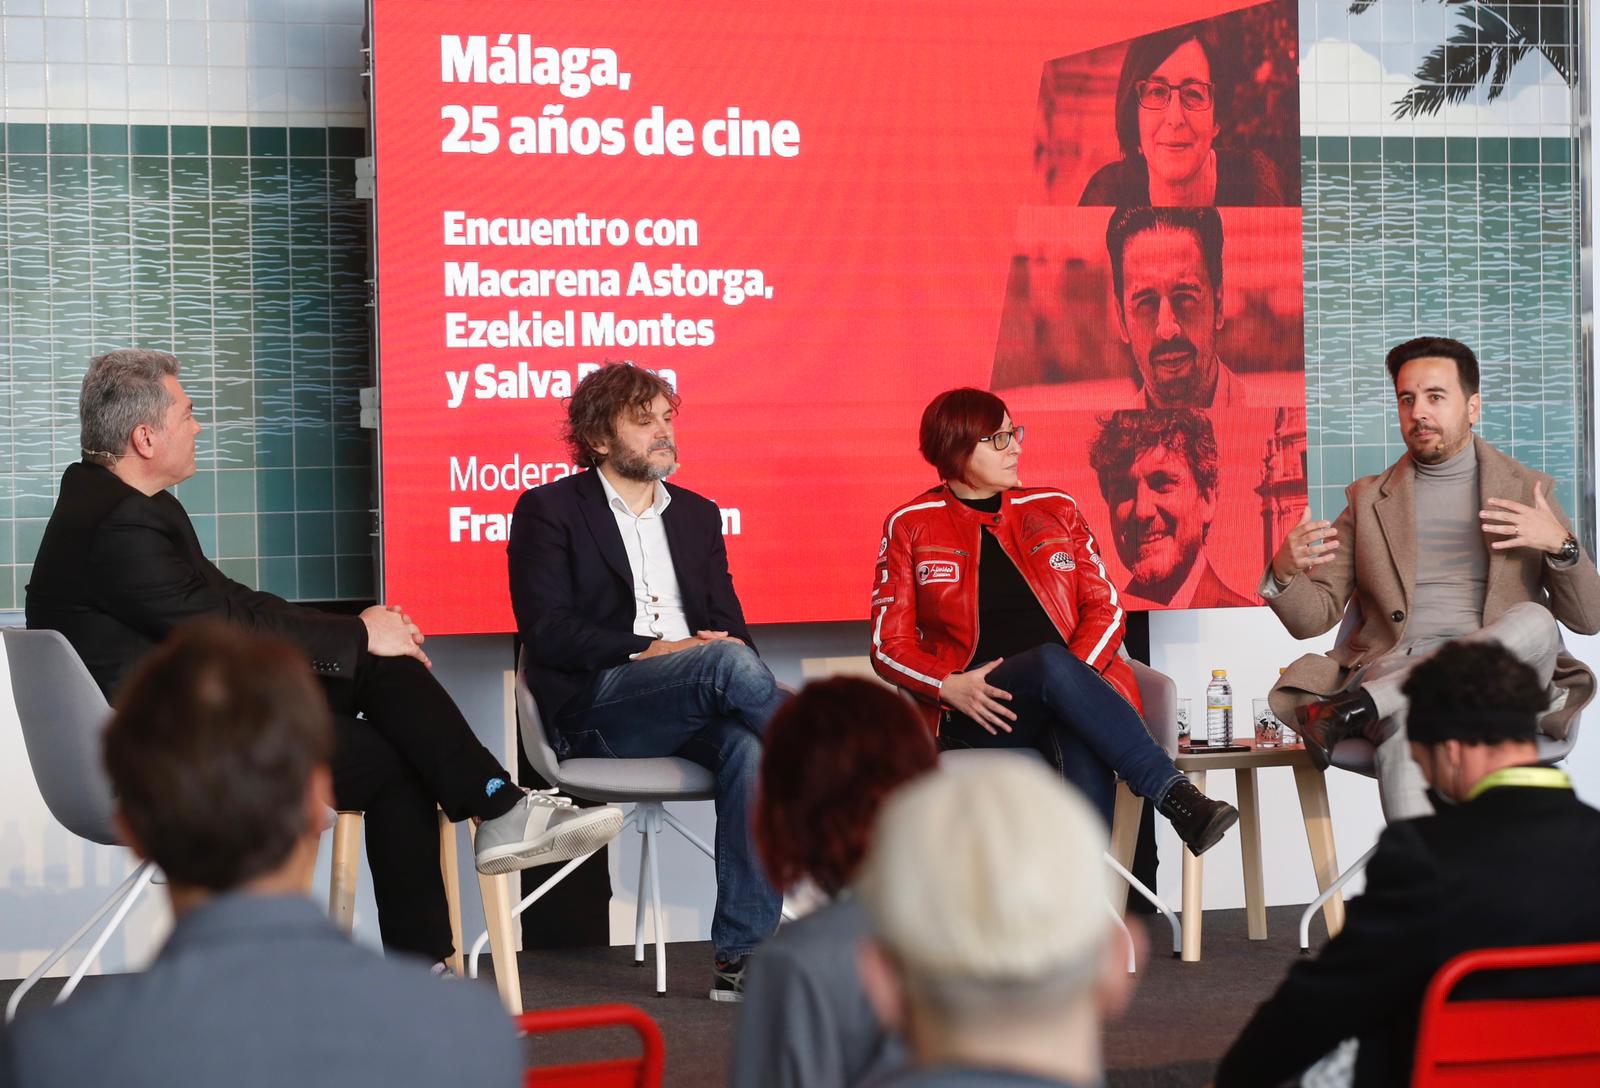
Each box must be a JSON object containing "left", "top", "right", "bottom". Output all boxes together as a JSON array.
[{"left": 1106, "top": 205, "right": 1254, "bottom": 409}]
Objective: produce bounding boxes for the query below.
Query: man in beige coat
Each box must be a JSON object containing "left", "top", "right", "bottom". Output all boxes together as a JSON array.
[{"left": 1262, "top": 336, "right": 1600, "bottom": 819}]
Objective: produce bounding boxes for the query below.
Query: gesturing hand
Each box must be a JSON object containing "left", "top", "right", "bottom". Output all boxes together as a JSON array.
[
  {"left": 360, "top": 604, "right": 431, "bottom": 668},
  {"left": 1271, "top": 507, "right": 1339, "bottom": 585},
  {"left": 1480, "top": 481, "right": 1569, "bottom": 555},
  {"left": 940, "top": 659, "right": 1016, "bottom": 734}
]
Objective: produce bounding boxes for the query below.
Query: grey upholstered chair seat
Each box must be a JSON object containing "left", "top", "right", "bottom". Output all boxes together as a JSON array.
[
  {"left": 551, "top": 756, "right": 715, "bottom": 802},
  {"left": 507, "top": 647, "right": 726, "bottom": 994}
]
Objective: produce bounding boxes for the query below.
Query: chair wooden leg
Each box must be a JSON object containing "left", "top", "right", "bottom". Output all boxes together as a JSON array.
[
  {"left": 438, "top": 809, "right": 464, "bottom": 976},
  {"left": 330, "top": 812, "right": 363, "bottom": 935},
  {"left": 1293, "top": 764, "right": 1346, "bottom": 937},
  {"left": 470, "top": 823, "right": 523, "bottom": 1015},
  {"left": 1108, "top": 782, "right": 1143, "bottom": 915},
  {"left": 1236, "top": 767, "right": 1267, "bottom": 940},
  {"left": 1180, "top": 770, "right": 1205, "bottom": 962}
]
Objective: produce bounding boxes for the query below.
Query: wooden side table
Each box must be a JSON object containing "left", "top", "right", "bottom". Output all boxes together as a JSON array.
[{"left": 1172, "top": 740, "right": 1346, "bottom": 961}]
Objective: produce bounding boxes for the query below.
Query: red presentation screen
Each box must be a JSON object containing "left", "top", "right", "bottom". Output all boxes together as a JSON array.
[{"left": 371, "top": 0, "right": 1307, "bottom": 634}]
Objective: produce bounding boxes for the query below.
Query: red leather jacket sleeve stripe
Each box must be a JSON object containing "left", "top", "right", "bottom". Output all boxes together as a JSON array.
[
  {"left": 1063, "top": 504, "right": 1124, "bottom": 671},
  {"left": 870, "top": 500, "right": 952, "bottom": 700}
]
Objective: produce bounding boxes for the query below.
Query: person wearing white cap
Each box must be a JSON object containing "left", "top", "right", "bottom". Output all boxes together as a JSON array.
[{"left": 854, "top": 757, "right": 1138, "bottom": 1088}]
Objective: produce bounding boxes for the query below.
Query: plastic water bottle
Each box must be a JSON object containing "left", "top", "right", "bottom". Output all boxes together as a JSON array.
[{"left": 1205, "top": 669, "right": 1234, "bottom": 746}]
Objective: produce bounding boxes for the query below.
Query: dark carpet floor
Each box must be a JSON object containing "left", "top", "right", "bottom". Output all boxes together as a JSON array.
[{"left": 2, "top": 905, "right": 1328, "bottom": 1087}]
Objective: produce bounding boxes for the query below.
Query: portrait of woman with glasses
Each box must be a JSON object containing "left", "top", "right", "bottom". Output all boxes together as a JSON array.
[
  {"left": 867, "top": 387, "right": 1238, "bottom": 856},
  {"left": 1078, "top": 21, "right": 1286, "bottom": 207}
]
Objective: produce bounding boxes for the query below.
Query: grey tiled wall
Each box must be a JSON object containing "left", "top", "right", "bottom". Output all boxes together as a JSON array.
[{"left": 1301, "top": 134, "right": 1585, "bottom": 536}]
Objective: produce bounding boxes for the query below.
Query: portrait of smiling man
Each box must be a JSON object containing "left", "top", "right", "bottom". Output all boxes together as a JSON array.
[
  {"left": 1105, "top": 205, "right": 1253, "bottom": 409},
  {"left": 1088, "top": 408, "right": 1253, "bottom": 608}
]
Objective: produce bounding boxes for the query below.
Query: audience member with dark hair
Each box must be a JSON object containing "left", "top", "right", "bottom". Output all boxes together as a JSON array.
[
  {"left": 0, "top": 622, "right": 521, "bottom": 1087},
  {"left": 509, "top": 361, "right": 785, "bottom": 1001},
  {"left": 871, "top": 387, "right": 1236, "bottom": 854},
  {"left": 25, "top": 348, "right": 622, "bottom": 972},
  {"left": 1079, "top": 20, "right": 1284, "bottom": 207},
  {"left": 1217, "top": 640, "right": 1600, "bottom": 1087},
  {"left": 1088, "top": 409, "right": 1252, "bottom": 607},
  {"left": 856, "top": 757, "right": 1138, "bottom": 1087},
  {"left": 729, "top": 678, "right": 939, "bottom": 1088}
]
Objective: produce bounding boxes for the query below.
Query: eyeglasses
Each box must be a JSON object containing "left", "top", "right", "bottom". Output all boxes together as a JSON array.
[
  {"left": 1135, "top": 78, "right": 1214, "bottom": 112},
  {"left": 978, "top": 426, "right": 1025, "bottom": 451}
]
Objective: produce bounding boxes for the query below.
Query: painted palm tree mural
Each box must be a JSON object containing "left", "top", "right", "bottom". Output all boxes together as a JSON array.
[{"left": 1351, "top": 0, "right": 1575, "bottom": 117}]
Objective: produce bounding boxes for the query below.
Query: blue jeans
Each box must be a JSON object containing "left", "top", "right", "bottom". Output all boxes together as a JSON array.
[
  {"left": 939, "top": 644, "right": 1183, "bottom": 824},
  {"left": 552, "top": 639, "right": 786, "bottom": 962}
]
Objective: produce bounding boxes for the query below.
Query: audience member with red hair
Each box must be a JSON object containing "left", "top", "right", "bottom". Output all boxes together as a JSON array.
[
  {"left": 728, "top": 678, "right": 938, "bottom": 1088},
  {"left": 870, "top": 387, "right": 1235, "bottom": 854}
]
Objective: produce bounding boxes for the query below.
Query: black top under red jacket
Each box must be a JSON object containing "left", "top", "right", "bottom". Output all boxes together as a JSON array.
[{"left": 1216, "top": 779, "right": 1600, "bottom": 1087}]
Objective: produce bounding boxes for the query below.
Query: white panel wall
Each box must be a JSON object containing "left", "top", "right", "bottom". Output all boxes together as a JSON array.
[{"left": 0, "top": 0, "right": 366, "bottom": 127}]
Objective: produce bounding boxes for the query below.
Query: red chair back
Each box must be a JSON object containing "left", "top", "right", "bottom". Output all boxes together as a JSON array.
[
  {"left": 518, "top": 1004, "right": 665, "bottom": 1088},
  {"left": 1412, "top": 942, "right": 1600, "bottom": 1086}
]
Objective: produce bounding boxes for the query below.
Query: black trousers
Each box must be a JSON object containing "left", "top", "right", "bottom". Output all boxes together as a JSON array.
[{"left": 322, "top": 653, "right": 517, "bottom": 962}]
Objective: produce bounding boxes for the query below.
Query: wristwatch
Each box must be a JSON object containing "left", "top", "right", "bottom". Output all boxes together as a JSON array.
[{"left": 1554, "top": 533, "right": 1580, "bottom": 565}]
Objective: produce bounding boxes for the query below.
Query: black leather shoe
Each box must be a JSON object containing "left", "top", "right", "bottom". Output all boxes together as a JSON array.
[
  {"left": 1158, "top": 780, "right": 1239, "bottom": 857},
  {"left": 1293, "top": 688, "right": 1379, "bottom": 771}
]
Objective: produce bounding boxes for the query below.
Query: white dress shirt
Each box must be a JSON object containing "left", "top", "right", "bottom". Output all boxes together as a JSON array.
[{"left": 598, "top": 471, "right": 692, "bottom": 643}]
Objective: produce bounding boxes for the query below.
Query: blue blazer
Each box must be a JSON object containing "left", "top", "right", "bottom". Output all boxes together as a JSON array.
[{"left": 507, "top": 468, "right": 755, "bottom": 724}]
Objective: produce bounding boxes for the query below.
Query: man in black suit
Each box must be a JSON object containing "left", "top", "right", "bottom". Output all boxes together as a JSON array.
[
  {"left": 1216, "top": 640, "right": 1600, "bottom": 1087},
  {"left": 508, "top": 362, "right": 785, "bottom": 1002},
  {"left": 26, "top": 348, "right": 622, "bottom": 968}
]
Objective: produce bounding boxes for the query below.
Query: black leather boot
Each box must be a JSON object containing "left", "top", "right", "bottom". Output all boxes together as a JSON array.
[
  {"left": 1294, "top": 688, "right": 1379, "bottom": 771},
  {"left": 1158, "top": 779, "right": 1239, "bottom": 857}
]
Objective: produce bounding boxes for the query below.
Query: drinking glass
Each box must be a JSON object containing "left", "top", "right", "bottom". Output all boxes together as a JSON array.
[{"left": 1253, "top": 697, "right": 1284, "bottom": 748}]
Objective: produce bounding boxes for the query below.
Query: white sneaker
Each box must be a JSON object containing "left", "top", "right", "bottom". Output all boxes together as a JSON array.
[{"left": 474, "top": 790, "right": 624, "bottom": 875}]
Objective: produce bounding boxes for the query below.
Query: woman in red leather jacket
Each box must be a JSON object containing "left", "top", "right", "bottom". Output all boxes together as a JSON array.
[{"left": 871, "top": 387, "right": 1237, "bottom": 855}]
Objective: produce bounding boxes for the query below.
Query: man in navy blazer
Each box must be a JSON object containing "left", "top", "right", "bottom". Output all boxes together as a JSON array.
[{"left": 508, "top": 363, "right": 785, "bottom": 1002}]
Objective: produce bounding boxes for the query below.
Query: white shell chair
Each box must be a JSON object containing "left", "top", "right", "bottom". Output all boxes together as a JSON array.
[
  {"left": 471, "top": 648, "right": 727, "bottom": 995},
  {"left": 3, "top": 628, "right": 158, "bottom": 1023}
]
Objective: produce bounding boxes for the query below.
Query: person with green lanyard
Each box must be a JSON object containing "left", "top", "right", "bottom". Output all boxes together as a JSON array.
[{"left": 1215, "top": 639, "right": 1600, "bottom": 1088}]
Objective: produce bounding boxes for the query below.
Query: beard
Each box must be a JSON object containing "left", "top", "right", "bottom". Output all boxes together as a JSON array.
[
  {"left": 1407, "top": 425, "right": 1468, "bottom": 465},
  {"left": 609, "top": 441, "right": 678, "bottom": 482},
  {"left": 1118, "top": 519, "right": 1203, "bottom": 601}
]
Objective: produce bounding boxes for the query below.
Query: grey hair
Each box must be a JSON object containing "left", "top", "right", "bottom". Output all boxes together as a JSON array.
[
  {"left": 80, "top": 349, "right": 181, "bottom": 466},
  {"left": 858, "top": 759, "right": 1112, "bottom": 1015}
]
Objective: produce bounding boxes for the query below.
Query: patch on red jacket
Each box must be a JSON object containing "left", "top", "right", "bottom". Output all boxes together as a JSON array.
[
  {"left": 915, "top": 560, "right": 960, "bottom": 585},
  {"left": 1048, "top": 551, "right": 1075, "bottom": 572}
]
